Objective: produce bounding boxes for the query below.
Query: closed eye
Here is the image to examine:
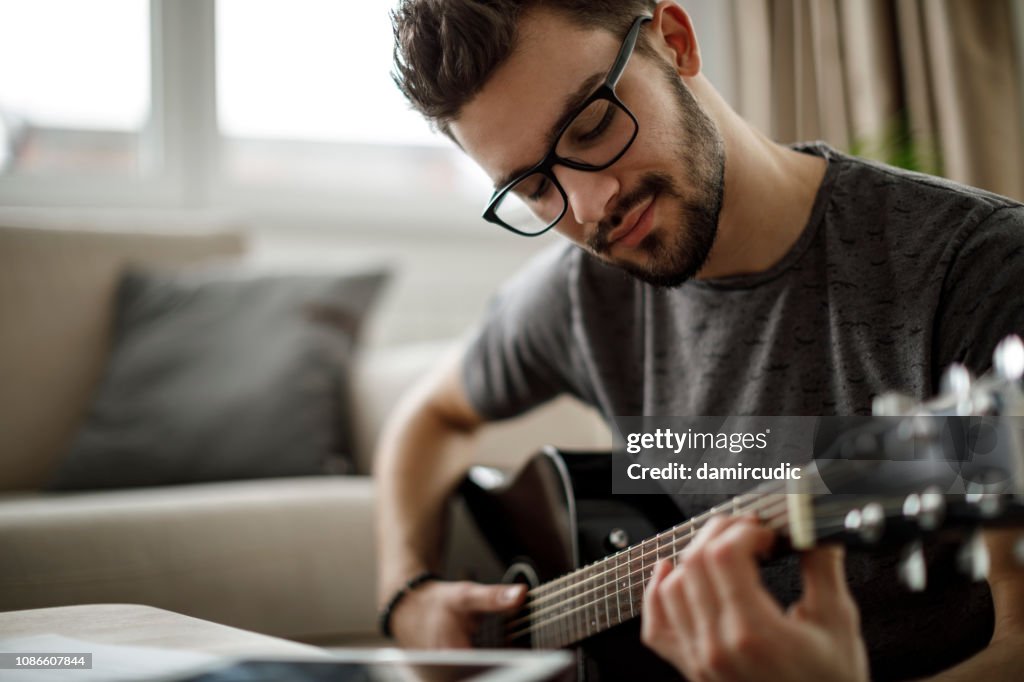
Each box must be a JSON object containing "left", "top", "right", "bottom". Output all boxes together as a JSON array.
[
  {"left": 574, "top": 102, "right": 616, "bottom": 144},
  {"left": 528, "top": 176, "right": 551, "bottom": 201}
]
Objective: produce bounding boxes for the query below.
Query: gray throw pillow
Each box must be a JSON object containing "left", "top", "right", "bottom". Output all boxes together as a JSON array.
[{"left": 49, "top": 265, "right": 388, "bottom": 490}]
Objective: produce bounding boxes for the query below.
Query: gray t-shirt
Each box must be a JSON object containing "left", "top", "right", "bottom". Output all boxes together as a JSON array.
[{"left": 462, "top": 143, "right": 1024, "bottom": 678}]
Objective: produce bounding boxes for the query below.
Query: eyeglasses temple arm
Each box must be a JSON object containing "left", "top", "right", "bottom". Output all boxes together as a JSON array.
[{"left": 606, "top": 16, "right": 653, "bottom": 89}]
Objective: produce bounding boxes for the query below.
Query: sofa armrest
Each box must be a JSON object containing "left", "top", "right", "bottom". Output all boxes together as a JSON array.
[{"left": 0, "top": 478, "right": 377, "bottom": 641}]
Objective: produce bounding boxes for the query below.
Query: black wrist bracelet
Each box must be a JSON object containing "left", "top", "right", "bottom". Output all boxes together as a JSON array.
[{"left": 379, "top": 570, "right": 440, "bottom": 639}]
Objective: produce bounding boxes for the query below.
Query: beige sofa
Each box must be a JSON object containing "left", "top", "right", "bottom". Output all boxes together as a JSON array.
[{"left": 0, "top": 221, "right": 610, "bottom": 644}]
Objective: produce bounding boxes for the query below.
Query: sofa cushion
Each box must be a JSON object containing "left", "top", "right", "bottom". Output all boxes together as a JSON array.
[
  {"left": 49, "top": 266, "right": 388, "bottom": 490},
  {"left": 0, "top": 223, "right": 246, "bottom": 492}
]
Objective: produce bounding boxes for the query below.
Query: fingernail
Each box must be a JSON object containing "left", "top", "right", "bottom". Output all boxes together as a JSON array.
[{"left": 501, "top": 585, "right": 523, "bottom": 604}]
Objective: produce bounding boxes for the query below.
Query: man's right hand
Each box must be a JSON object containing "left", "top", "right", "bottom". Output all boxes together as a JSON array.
[{"left": 390, "top": 580, "right": 527, "bottom": 648}]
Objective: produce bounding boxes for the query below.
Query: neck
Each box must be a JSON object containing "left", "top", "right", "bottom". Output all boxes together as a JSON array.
[{"left": 689, "top": 75, "right": 828, "bottom": 281}]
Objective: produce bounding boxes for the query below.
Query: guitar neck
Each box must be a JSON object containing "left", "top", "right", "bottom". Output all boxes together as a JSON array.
[{"left": 512, "top": 487, "right": 804, "bottom": 649}]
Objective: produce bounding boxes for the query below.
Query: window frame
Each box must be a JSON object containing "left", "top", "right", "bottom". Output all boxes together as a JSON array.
[{"left": 0, "top": 0, "right": 485, "bottom": 233}]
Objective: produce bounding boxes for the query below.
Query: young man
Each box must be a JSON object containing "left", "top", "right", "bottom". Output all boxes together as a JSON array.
[{"left": 376, "top": 1, "right": 1024, "bottom": 679}]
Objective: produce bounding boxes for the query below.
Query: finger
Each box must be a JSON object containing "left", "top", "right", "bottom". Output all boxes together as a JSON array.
[
  {"left": 452, "top": 583, "right": 526, "bottom": 613},
  {"left": 641, "top": 559, "right": 674, "bottom": 643},
  {"left": 800, "top": 545, "right": 846, "bottom": 602},
  {"left": 642, "top": 560, "right": 693, "bottom": 673},
  {"left": 659, "top": 563, "right": 696, "bottom": 644},
  {"left": 679, "top": 545, "right": 722, "bottom": 642},
  {"left": 796, "top": 545, "right": 854, "bottom": 623},
  {"left": 704, "top": 519, "right": 782, "bottom": 619},
  {"left": 687, "top": 514, "right": 744, "bottom": 554}
]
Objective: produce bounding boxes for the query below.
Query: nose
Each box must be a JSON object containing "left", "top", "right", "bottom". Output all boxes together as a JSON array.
[{"left": 554, "top": 166, "right": 619, "bottom": 226}]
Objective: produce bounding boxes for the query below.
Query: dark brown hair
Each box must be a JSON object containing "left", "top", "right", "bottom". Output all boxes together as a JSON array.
[{"left": 391, "top": 0, "right": 658, "bottom": 136}]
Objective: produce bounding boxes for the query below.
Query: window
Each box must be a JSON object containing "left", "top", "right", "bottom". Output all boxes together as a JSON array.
[
  {"left": 215, "top": 0, "right": 487, "bottom": 204},
  {"left": 0, "top": 0, "right": 513, "bottom": 225},
  {"left": 0, "top": 0, "right": 150, "bottom": 176}
]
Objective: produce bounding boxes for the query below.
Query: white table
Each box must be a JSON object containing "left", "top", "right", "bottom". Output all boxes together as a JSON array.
[{"left": 0, "top": 604, "right": 573, "bottom": 681}]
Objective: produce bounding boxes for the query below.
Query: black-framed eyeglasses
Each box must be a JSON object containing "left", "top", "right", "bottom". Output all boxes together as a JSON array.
[{"left": 482, "top": 15, "right": 652, "bottom": 237}]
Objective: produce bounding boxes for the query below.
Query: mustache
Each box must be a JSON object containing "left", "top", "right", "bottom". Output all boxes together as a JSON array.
[{"left": 588, "top": 173, "right": 678, "bottom": 254}]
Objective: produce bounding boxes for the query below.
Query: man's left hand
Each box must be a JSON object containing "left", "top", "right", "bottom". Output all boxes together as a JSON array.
[{"left": 641, "top": 515, "right": 869, "bottom": 682}]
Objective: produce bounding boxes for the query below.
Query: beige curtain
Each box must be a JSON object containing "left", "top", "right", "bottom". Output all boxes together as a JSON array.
[{"left": 728, "top": 0, "right": 1024, "bottom": 200}]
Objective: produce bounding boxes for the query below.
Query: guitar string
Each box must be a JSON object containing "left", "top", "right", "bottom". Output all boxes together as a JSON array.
[
  {"left": 520, "top": 487, "right": 792, "bottom": 611},
  {"left": 508, "top": 461, "right": 920, "bottom": 644},
  {"left": 514, "top": 496, "right": 885, "bottom": 636},
  {"left": 514, "top": 494, "right": 790, "bottom": 624},
  {"left": 515, "top": 513, "right": 873, "bottom": 647},
  {"left": 514, "top": 492, "right": 796, "bottom": 627},
  {"left": 524, "top": 456, "right": 897, "bottom": 608},
  {"left": 523, "top": 483, "right": 791, "bottom": 604},
  {"left": 508, "top": 512, "right": 797, "bottom": 645},
  {"left": 508, "top": 500, "right": 874, "bottom": 645},
  {"left": 508, "top": 499, "right": 790, "bottom": 638},
  {"left": 506, "top": 494, "right": 793, "bottom": 633}
]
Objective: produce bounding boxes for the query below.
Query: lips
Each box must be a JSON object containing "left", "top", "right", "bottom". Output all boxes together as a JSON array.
[{"left": 608, "top": 193, "right": 657, "bottom": 247}]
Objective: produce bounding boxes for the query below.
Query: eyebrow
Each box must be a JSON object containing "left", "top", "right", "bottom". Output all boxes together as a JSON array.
[{"left": 492, "top": 71, "right": 607, "bottom": 190}]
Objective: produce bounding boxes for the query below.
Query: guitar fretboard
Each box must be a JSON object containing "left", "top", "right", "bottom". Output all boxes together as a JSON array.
[{"left": 509, "top": 491, "right": 795, "bottom": 649}]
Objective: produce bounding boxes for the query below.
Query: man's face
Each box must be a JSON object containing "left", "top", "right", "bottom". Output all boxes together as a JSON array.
[{"left": 451, "top": 9, "right": 726, "bottom": 288}]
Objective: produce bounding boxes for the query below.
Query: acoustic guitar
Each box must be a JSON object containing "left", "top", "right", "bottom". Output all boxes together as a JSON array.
[{"left": 458, "top": 336, "right": 1024, "bottom": 681}]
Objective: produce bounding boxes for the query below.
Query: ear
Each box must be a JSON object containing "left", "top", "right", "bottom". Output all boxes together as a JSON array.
[{"left": 649, "top": 0, "right": 702, "bottom": 78}]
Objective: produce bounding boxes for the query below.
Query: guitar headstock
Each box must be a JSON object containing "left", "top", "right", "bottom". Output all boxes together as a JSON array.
[{"left": 803, "top": 335, "right": 1024, "bottom": 590}]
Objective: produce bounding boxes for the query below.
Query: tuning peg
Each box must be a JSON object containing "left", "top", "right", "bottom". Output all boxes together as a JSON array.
[
  {"left": 941, "top": 363, "right": 973, "bottom": 398},
  {"left": 898, "top": 541, "right": 928, "bottom": 592},
  {"left": 957, "top": 530, "right": 990, "bottom": 581},
  {"left": 872, "top": 392, "right": 916, "bottom": 416},
  {"left": 941, "top": 364, "right": 978, "bottom": 415},
  {"left": 966, "top": 485, "right": 1005, "bottom": 518},
  {"left": 902, "top": 487, "right": 945, "bottom": 531},
  {"left": 967, "top": 389, "right": 995, "bottom": 415},
  {"left": 994, "top": 335, "right": 1024, "bottom": 382},
  {"left": 844, "top": 502, "right": 885, "bottom": 544}
]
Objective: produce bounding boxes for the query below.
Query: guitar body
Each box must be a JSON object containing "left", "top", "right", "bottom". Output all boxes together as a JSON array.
[{"left": 460, "top": 447, "right": 686, "bottom": 681}]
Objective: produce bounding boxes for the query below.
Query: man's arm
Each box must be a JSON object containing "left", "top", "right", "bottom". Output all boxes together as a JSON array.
[{"left": 374, "top": 346, "right": 525, "bottom": 648}]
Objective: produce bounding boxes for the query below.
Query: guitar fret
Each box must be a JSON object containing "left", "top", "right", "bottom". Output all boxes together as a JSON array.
[
  {"left": 614, "top": 548, "right": 622, "bottom": 622},
  {"left": 601, "top": 559, "right": 610, "bottom": 629},
  {"left": 638, "top": 539, "right": 648, "bottom": 611},
  {"left": 628, "top": 544, "right": 640, "bottom": 617},
  {"left": 658, "top": 530, "right": 671, "bottom": 562},
  {"left": 639, "top": 538, "right": 646, "bottom": 609}
]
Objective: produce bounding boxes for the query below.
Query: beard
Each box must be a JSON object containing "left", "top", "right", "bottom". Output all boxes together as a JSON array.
[{"left": 587, "top": 67, "right": 726, "bottom": 288}]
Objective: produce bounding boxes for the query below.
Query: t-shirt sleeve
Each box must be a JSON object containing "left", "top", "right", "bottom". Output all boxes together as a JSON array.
[
  {"left": 460, "top": 243, "right": 589, "bottom": 421},
  {"left": 934, "top": 204, "right": 1024, "bottom": 378}
]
